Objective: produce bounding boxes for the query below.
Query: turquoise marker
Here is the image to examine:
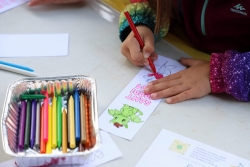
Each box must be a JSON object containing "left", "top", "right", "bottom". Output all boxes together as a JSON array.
[{"left": 0, "top": 61, "right": 34, "bottom": 72}]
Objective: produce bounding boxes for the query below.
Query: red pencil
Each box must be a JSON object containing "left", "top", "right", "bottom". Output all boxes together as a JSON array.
[{"left": 124, "top": 11, "right": 157, "bottom": 73}]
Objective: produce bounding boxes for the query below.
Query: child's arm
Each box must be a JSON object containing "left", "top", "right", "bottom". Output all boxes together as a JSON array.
[
  {"left": 119, "top": 2, "right": 169, "bottom": 66},
  {"left": 119, "top": 1, "right": 169, "bottom": 43},
  {"left": 210, "top": 50, "right": 250, "bottom": 102}
]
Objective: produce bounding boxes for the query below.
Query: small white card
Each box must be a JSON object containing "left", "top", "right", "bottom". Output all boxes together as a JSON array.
[
  {"left": 136, "top": 129, "right": 250, "bottom": 167},
  {"left": 0, "top": 0, "right": 28, "bottom": 14},
  {"left": 99, "top": 56, "right": 186, "bottom": 140},
  {"left": 0, "top": 34, "right": 69, "bottom": 57}
]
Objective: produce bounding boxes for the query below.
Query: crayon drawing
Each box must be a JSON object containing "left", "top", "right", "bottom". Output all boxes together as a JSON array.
[
  {"left": 144, "top": 61, "right": 177, "bottom": 82},
  {"left": 108, "top": 104, "right": 143, "bottom": 128}
]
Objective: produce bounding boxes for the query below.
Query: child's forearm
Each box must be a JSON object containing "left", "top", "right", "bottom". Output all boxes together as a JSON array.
[
  {"left": 210, "top": 50, "right": 250, "bottom": 101},
  {"left": 119, "top": 2, "right": 169, "bottom": 43}
]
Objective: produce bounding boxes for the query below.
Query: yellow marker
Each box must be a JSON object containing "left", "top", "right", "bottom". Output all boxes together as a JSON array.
[
  {"left": 68, "top": 95, "right": 76, "bottom": 149},
  {"left": 62, "top": 108, "right": 68, "bottom": 153},
  {"left": 52, "top": 96, "right": 57, "bottom": 149},
  {"left": 46, "top": 104, "right": 52, "bottom": 153}
]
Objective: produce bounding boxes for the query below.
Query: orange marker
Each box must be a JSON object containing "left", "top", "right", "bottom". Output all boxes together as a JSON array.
[{"left": 84, "top": 95, "right": 91, "bottom": 149}]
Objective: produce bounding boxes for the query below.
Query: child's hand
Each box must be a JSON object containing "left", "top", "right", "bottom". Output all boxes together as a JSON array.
[
  {"left": 28, "top": 0, "right": 82, "bottom": 6},
  {"left": 144, "top": 58, "right": 211, "bottom": 104},
  {"left": 121, "top": 25, "right": 157, "bottom": 66}
]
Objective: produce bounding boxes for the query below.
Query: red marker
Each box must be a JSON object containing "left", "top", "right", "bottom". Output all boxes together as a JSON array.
[{"left": 124, "top": 11, "right": 157, "bottom": 74}]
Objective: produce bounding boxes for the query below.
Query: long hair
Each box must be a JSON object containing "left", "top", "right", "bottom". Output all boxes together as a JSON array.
[{"left": 148, "top": 0, "right": 173, "bottom": 34}]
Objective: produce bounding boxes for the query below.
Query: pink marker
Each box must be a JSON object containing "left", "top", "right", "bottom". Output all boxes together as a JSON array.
[{"left": 43, "top": 91, "right": 48, "bottom": 142}]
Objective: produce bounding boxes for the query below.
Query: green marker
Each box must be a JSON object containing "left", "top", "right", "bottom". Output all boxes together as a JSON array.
[
  {"left": 24, "top": 100, "right": 31, "bottom": 150},
  {"left": 21, "top": 94, "right": 46, "bottom": 100}
]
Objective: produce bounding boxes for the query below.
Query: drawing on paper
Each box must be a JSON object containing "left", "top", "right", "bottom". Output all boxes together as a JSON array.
[
  {"left": 144, "top": 61, "right": 177, "bottom": 82},
  {"left": 169, "top": 140, "right": 190, "bottom": 155},
  {"left": 108, "top": 104, "right": 143, "bottom": 128}
]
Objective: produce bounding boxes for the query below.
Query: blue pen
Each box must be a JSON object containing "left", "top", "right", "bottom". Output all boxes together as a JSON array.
[
  {"left": 0, "top": 61, "right": 34, "bottom": 72},
  {"left": 74, "top": 90, "right": 81, "bottom": 142}
]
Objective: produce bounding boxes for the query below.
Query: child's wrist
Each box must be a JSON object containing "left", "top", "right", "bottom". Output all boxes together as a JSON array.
[{"left": 209, "top": 53, "right": 226, "bottom": 93}]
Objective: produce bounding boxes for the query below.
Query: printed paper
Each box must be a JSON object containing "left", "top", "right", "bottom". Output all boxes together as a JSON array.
[
  {"left": 99, "top": 55, "right": 186, "bottom": 140},
  {"left": 136, "top": 129, "right": 250, "bottom": 167}
]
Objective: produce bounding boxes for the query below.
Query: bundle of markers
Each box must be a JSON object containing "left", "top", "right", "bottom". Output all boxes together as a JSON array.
[{"left": 5, "top": 79, "right": 96, "bottom": 154}]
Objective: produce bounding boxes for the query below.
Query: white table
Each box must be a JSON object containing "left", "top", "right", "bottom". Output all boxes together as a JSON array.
[{"left": 0, "top": 1, "right": 249, "bottom": 166}]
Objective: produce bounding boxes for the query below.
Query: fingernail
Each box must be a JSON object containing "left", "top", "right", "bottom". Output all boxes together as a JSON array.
[
  {"left": 151, "top": 93, "right": 157, "bottom": 99},
  {"left": 144, "top": 53, "right": 150, "bottom": 59},
  {"left": 166, "top": 98, "right": 172, "bottom": 103},
  {"left": 143, "top": 60, "right": 149, "bottom": 66},
  {"left": 147, "top": 83, "right": 153, "bottom": 86}
]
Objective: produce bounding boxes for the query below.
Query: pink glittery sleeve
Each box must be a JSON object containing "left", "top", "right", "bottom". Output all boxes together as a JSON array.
[
  {"left": 210, "top": 53, "right": 225, "bottom": 93},
  {"left": 210, "top": 50, "right": 250, "bottom": 101}
]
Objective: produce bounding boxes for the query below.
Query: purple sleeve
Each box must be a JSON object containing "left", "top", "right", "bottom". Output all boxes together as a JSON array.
[{"left": 210, "top": 50, "right": 250, "bottom": 101}]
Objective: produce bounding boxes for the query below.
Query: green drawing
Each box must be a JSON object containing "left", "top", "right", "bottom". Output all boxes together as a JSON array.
[{"left": 108, "top": 104, "right": 143, "bottom": 128}]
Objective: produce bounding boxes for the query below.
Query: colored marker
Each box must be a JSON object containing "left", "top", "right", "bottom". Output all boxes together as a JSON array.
[
  {"left": 40, "top": 104, "right": 46, "bottom": 154},
  {"left": 0, "top": 64, "right": 37, "bottom": 77},
  {"left": 52, "top": 96, "right": 57, "bottom": 149},
  {"left": 20, "top": 94, "right": 46, "bottom": 100},
  {"left": 55, "top": 81, "right": 62, "bottom": 148},
  {"left": 30, "top": 100, "right": 37, "bottom": 149},
  {"left": 124, "top": 11, "right": 156, "bottom": 73},
  {"left": 0, "top": 60, "right": 34, "bottom": 72},
  {"left": 57, "top": 95, "right": 62, "bottom": 148},
  {"left": 35, "top": 101, "right": 41, "bottom": 151},
  {"left": 68, "top": 95, "right": 76, "bottom": 149},
  {"left": 80, "top": 93, "right": 86, "bottom": 144},
  {"left": 18, "top": 101, "right": 26, "bottom": 151},
  {"left": 74, "top": 90, "right": 81, "bottom": 143},
  {"left": 24, "top": 100, "right": 31, "bottom": 150},
  {"left": 43, "top": 91, "right": 48, "bottom": 142},
  {"left": 46, "top": 104, "right": 52, "bottom": 153},
  {"left": 84, "top": 95, "right": 91, "bottom": 149},
  {"left": 62, "top": 108, "right": 68, "bottom": 153}
]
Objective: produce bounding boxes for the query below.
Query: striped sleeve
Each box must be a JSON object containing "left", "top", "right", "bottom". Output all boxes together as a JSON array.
[{"left": 119, "top": 2, "right": 169, "bottom": 42}]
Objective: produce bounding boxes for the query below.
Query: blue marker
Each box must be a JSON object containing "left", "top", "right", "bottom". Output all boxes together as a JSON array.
[
  {"left": 74, "top": 90, "right": 81, "bottom": 142},
  {"left": 0, "top": 61, "right": 34, "bottom": 72}
]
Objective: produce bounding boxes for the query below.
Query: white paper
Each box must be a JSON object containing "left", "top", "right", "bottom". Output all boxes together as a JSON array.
[
  {"left": 78, "top": 130, "right": 123, "bottom": 167},
  {"left": 136, "top": 129, "right": 250, "bottom": 167},
  {"left": 99, "top": 55, "right": 186, "bottom": 140},
  {"left": 0, "top": 34, "right": 69, "bottom": 57},
  {"left": 0, "top": 130, "right": 122, "bottom": 167},
  {"left": 0, "top": 0, "right": 28, "bottom": 13}
]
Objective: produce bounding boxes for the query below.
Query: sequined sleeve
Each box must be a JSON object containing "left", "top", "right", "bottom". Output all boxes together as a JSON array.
[
  {"left": 119, "top": 2, "right": 169, "bottom": 42},
  {"left": 210, "top": 50, "right": 250, "bottom": 101}
]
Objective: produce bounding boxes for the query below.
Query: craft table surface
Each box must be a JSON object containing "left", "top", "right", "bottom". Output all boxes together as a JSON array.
[{"left": 0, "top": 1, "right": 249, "bottom": 166}]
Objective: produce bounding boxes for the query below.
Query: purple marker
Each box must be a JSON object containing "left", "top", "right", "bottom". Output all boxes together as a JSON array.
[
  {"left": 30, "top": 100, "right": 37, "bottom": 148},
  {"left": 18, "top": 101, "right": 26, "bottom": 152}
]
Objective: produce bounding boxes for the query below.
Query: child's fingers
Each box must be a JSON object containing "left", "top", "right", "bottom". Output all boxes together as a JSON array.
[
  {"left": 165, "top": 89, "right": 193, "bottom": 104},
  {"left": 144, "top": 79, "right": 182, "bottom": 95},
  {"left": 121, "top": 42, "right": 144, "bottom": 66}
]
